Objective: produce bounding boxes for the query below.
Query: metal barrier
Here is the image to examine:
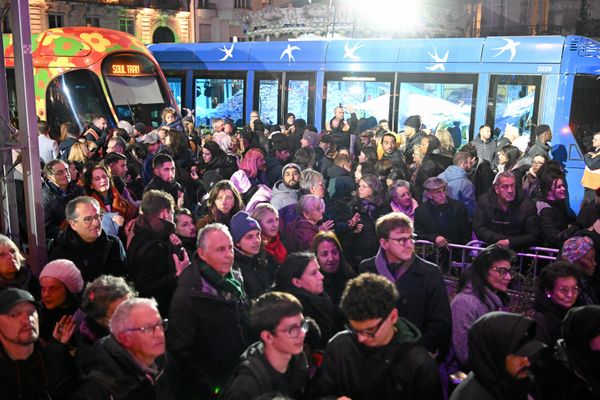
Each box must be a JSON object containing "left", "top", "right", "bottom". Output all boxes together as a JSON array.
[{"left": 414, "top": 240, "right": 559, "bottom": 278}]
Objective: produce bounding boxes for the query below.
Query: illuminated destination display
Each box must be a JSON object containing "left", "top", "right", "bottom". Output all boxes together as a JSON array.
[{"left": 111, "top": 64, "right": 141, "bottom": 74}]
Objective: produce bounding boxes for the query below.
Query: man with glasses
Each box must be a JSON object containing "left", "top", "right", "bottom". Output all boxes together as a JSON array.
[
  {"left": 223, "top": 291, "right": 309, "bottom": 399},
  {"left": 73, "top": 298, "right": 176, "bottom": 399},
  {"left": 42, "top": 159, "right": 83, "bottom": 240},
  {"left": 315, "top": 273, "right": 442, "bottom": 399},
  {"left": 359, "top": 212, "right": 452, "bottom": 355},
  {"left": 49, "top": 196, "right": 127, "bottom": 282},
  {"left": 474, "top": 171, "right": 539, "bottom": 250}
]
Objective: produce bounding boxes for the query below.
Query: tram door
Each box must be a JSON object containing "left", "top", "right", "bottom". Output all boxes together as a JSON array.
[{"left": 254, "top": 72, "right": 316, "bottom": 127}]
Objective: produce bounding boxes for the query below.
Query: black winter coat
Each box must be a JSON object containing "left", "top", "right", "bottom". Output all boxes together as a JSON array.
[
  {"left": 314, "top": 319, "right": 442, "bottom": 400},
  {"left": 167, "top": 258, "right": 249, "bottom": 399},
  {"left": 414, "top": 153, "right": 453, "bottom": 201},
  {"left": 359, "top": 255, "right": 452, "bottom": 353},
  {"left": 347, "top": 199, "right": 391, "bottom": 267},
  {"left": 537, "top": 199, "right": 578, "bottom": 248},
  {"left": 0, "top": 341, "right": 76, "bottom": 400},
  {"left": 72, "top": 336, "right": 176, "bottom": 400},
  {"left": 49, "top": 227, "right": 127, "bottom": 282},
  {"left": 127, "top": 215, "right": 179, "bottom": 317},
  {"left": 234, "top": 249, "right": 276, "bottom": 300},
  {"left": 414, "top": 199, "right": 471, "bottom": 244},
  {"left": 473, "top": 190, "right": 539, "bottom": 250},
  {"left": 222, "top": 341, "right": 309, "bottom": 400},
  {"left": 532, "top": 286, "right": 579, "bottom": 346},
  {"left": 42, "top": 180, "right": 83, "bottom": 240}
]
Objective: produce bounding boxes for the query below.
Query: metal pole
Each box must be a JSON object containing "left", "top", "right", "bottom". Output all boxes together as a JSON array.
[
  {"left": 11, "top": 0, "right": 47, "bottom": 274},
  {"left": 0, "top": 8, "right": 20, "bottom": 244}
]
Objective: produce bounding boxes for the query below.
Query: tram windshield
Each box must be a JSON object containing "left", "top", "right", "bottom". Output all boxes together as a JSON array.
[
  {"left": 46, "top": 69, "right": 114, "bottom": 136},
  {"left": 102, "top": 53, "right": 171, "bottom": 128}
]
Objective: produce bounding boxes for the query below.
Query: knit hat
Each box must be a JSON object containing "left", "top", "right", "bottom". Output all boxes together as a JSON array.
[
  {"left": 230, "top": 211, "right": 261, "bottom": 244},
  {"left": 302, "top": 131, "right": 320, "bottom": 149},
  {"left": 133, "top": 122, "right": 147, "bottom": 134},
  {"left": 282, "top": 163, "right": 301, "bottom": 176},
  {"left": 561, "top": 236, "right": 594, "bottom": 263},
  {"left": 404, "top": 115, "right": 422, "bottom": 129},
  {"left": 39, "top": 259, "right": 84, "bottom": 294},
  {"left": 534, "top": 124, "right": 550, "bottom": 136}
]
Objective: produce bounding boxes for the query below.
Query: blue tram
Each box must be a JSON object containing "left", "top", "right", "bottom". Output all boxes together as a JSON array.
[{"left": 149, "top": 36, "right": 600, "bottom": 208}]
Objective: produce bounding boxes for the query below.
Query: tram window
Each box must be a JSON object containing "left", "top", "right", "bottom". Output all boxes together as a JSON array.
[
  {"left": 569, "top": 74, "right": 600, "bottom": 165},
  {"left": 397, "top": 76, "right": 476, "bottom": 146},
  {"left": 286, "top": 78, "right": 313, "bottom": 123},
  {"left": 46, "top": 69, "right": 113, "bottom": 136},
  {"left": 324, "top": 73, "right": 393, "bottom": 129},
  {"left": 258, "top": 79, "right": 279, "bottom": 125},
  {"left": 486, "top": 75, "right": 541, "bottom": 140},
  {"left": 167, "top": 76, "right": 184, "bottom": 110},
  {"left": 194, "top": 75, "right": 244, "bottom": 128}
]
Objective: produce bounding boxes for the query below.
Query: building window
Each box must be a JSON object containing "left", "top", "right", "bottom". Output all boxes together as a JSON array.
[
  {"left": 85, "top": 16, "right": 100, "bottom": 28},
  {"left": 199, "top": 24, "right": 212, "bottom": 42},
  {"left": 234, "top": 0, "right": 250, "bottom": 9},
  {"left": 119, "top": 18, "right": 135, "bottom": 35},
  {"left": 48, "top": 14, "right": 64, "bottom": 29}
]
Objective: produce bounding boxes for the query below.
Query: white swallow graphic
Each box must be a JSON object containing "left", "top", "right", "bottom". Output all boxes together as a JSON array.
[
  {"left": 426, "top": 48, "right": 449, "bottom": 71},
  {"left": 219, "top": 43, "right": 235, "bottom": 61},
  {"left": 343, "top": 42, "right": 363, "bottom": 61},
  {"left": 492, "top": 38, "right": 521, "bottom": 62},
  {"left": 280, "top": 44, "right": 301, "bottom": 63}
]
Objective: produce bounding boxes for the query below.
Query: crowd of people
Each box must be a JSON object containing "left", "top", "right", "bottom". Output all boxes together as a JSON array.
[{"left": 2, "top": 106, "right": 600, "bottom": 399}]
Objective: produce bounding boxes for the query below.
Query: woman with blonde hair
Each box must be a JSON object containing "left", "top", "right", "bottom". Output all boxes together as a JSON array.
[
  {"left": 436, "top": 128, "right": 456, "bottom": 158},
  {"left": 0, "top": 234, "right": 39, "bottom": 295}
]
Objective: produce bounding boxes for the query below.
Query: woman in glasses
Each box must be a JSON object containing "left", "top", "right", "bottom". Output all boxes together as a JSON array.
[
  {"left": 447, "top": 244, "right": 514, "bottom": 373},
  {"left": 274, "top": 252, "right": 343, "bottom": 350},
  {"left": 533, "top": 261, "right": 582, "bottom": 346}
]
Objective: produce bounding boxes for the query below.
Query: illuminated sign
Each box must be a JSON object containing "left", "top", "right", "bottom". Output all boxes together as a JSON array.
[{"left": 111, "top": 64, "right": 142, "bottom": 75}]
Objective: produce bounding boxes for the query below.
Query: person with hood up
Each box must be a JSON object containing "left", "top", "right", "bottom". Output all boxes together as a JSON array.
[
  {"left": 450, "top": 311, "right": 546, "bottom": 400},
  {"left": 403, "top": 115, "right": 425, "bottom": 165},
  {"left": 271, "top": 163, "right": 302, "bottom": 227},
  {"left": 314, "top": 272, "right": 442, "bottom": 400}
]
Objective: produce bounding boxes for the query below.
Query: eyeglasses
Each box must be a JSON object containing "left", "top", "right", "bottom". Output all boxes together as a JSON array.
[
  {"left": 123, "top": 319, "right": 168, "bottom": 335},
  {"left": 386, "top": 236, "right": 414, "bottom": 246},
  {"left": 346, "top": 311, "right": 391, "bottom": 339},
  {"left": 491, "top": 266, "right": 513, "bottom": 277},
  {"left": 556, "top": 286, "right": 580, "bottom": 296},
  {"left": 272, "top": 319, "right": 309, "bottom": 339},
  {"left": 76, "top": 213, "right": 103, "bottom": 225}
]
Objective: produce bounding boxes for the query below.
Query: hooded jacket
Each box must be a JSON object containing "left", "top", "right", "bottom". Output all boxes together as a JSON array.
[
  {"left": 451, "top": 312, "right": 539, "bottom": 400},
  {"left": 473, "top": 189, "right": 539, "bottom": 250},
  {"left": 222, "top": 341, "right": 309, "bottom": 400},
  {"left": 438, "top": 165, "right": 476, "bottom": 217},
  {"left": 72, "top": 336, "right": 176, "bottom": 400},
  {"left": 271, "top": 180, "right": 299, "bottom": 226},
  {"left": 314, "top": 318, "right": 442, "bottom": 400},
  {"left": 49, "top": 227, "right": 127, "bottom": 282}
]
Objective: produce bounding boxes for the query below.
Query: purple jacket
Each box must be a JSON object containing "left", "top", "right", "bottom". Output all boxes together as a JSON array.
[{"left": 282, "top": 219, "right": 319, "bottom": 253}]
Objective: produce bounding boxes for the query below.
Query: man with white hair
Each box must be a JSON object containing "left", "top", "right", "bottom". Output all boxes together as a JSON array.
[
  {"left": 72, "top": 298, "right": 176, "bottom": 399},
  {"left": 168, "top": 223, "right": 249, "bottom": 399}
]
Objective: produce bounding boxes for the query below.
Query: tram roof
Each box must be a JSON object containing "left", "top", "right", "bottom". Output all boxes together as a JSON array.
[
  {"left": 149, "top": 35, "right": 600, "bottom": 75},
  {"left": 2, "top": 27, "right": 151, "bottom": 68}
]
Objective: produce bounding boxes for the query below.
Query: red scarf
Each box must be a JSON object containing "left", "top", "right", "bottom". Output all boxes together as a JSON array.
[{"left": 263, "top": 233, "right": 287, "bottom": 265}]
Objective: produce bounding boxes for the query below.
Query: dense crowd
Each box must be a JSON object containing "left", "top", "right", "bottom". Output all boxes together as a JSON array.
[{"left": 1, "top": 106, "right": 600, "bottom": 400}]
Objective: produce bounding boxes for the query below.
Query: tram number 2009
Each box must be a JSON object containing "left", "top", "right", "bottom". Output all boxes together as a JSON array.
[
  {"left": 112, "top": 64, "right": 141, "bottom": 74},
  {"left": 537, "top": 65, "right": 553, "bottom": 73}
]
